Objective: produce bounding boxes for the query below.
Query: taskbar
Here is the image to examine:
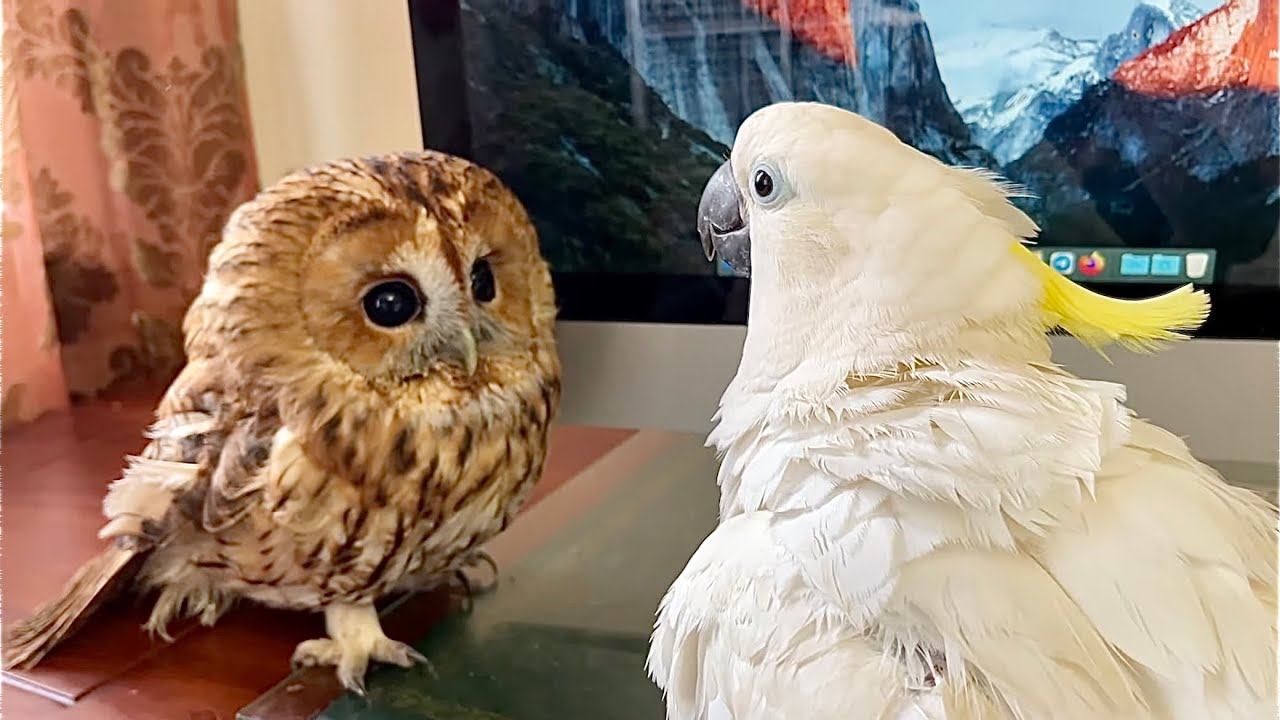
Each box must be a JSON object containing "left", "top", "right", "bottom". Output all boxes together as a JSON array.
[
  {"left": 1030, "top": 246, "right": 1216, "bottom": 285},
  {"left": 715, "top": 247, "right": 1217, "bottom": 283}
]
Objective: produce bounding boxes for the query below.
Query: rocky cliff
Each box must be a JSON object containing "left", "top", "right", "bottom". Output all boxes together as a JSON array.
[{"left": 519, "top": 0, "right": 990, "bottom": 165}]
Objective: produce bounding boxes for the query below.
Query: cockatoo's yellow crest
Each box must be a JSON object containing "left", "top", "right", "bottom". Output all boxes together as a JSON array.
[{"left": 1013, "top": 243, "right": 1209, "bottom": 352}]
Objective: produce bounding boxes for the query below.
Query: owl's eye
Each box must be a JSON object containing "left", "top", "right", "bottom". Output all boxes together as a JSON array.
[
  {"left": 471, "top": 258, "right": 496, "bottom": 303},
  {"left": 361, "top": 279, "right": 422, "bottom": 328}
]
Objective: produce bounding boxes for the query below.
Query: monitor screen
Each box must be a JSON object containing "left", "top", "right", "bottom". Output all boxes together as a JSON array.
[{"left": 411, "top": 0, "right": 1278, "bottom": 335}]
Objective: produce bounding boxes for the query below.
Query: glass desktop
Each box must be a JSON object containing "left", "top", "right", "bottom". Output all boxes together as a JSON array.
[{"left": 240, "top": 433, "right": 1278, "bottom": 719}]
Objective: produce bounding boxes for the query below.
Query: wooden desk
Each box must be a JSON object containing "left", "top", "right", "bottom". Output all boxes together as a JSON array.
[{"left": 0, "top": 390, "right": 634, "bottom": 720}]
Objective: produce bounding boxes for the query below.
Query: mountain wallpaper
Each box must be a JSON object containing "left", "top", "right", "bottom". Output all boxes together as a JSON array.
[{"left": 460, "top": 0, "right": 1279, "bottom": 284}]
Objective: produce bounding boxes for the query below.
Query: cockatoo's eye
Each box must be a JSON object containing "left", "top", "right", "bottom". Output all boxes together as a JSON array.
[
  {"left": 753, "top": 169, "right": 774, "bottom": 199},
  {"left": 750, "top": 161, "right": 788, "bottom": 208},
  {"left": 361, "top": 278, "right": 423, "bottom": 328}
]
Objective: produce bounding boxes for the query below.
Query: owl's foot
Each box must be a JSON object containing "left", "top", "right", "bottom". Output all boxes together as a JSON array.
[
  {"left": 450, "top": 551, "right": 500, "bottom": 612},
  {"left": 292, "top": 603, "right": 431, "bottom": 695}
]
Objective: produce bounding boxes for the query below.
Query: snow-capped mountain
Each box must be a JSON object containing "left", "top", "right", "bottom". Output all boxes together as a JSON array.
[
  {"left": 1143, "top": 0, "right": 1214, "bottom": 26},
  {"left": 939, "top": 1, "right": 1209, "bottom": 164},
  {"left": 952, "top": 32, "right": 1103, "bottom": 164},
  {"left": 1007, "top": 0, "right": 1278, "bottom": 284}
]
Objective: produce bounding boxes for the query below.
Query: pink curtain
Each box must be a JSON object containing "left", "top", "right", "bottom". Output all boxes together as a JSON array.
[{"left": 2, "top": 0, "right": 259, "bottom": 427}]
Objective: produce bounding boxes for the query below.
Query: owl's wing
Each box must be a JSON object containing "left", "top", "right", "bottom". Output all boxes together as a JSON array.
[{"left": 98, "top": 359, "right": 279, "bottom": 544}]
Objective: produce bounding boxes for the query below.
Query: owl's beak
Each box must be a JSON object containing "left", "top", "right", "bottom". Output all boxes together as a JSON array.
[
  {"left": 443, "top": 327, "right": 479, "bottom": 376},
  {"left": 459, "top": 329, "right": 479, "bottom": 376}
]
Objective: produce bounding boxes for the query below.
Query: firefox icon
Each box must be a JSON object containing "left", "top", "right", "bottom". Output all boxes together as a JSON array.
[{"left": 1078, "top": 251, "right": 1106, "bottom": 277}]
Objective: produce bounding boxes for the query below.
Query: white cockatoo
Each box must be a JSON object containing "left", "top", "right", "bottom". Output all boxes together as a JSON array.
[{"left": 647, "top": 102, "right": 1277, "bottom": 720}]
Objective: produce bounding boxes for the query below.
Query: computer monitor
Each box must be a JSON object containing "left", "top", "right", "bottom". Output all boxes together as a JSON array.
[{"left": 248, "top": 0, "right": 1277, "bottom": 470}]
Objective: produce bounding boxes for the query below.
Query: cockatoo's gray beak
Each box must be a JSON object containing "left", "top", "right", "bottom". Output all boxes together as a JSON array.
[{"left": 697, "top": 161, "right": 751, "bottom": 275}]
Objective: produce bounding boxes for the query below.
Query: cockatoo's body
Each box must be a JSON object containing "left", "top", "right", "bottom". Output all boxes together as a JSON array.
[{"left": 648, "top": 103, "right": 1276, "bottom": 720}]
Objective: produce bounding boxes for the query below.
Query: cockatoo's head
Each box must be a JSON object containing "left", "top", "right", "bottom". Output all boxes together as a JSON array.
[{"left": 699, "top": 102, "right": 1207, "bottom": 392}]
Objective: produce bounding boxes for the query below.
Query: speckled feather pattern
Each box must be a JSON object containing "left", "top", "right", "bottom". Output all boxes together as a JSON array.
[{"left": 5, "top": 152, "right": 559, "bottom": 672}]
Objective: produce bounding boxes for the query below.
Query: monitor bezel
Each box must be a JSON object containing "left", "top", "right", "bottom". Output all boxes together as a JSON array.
[{"left": 406, "top": 0, "right": 1280, "bottom": 341}]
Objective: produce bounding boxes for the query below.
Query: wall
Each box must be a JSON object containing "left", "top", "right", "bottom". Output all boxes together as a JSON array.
[
  {"left": 237, "top": 0, "right": 423, "bottom": 183},
  {"left": 557, "top": 322, "right": 1280, "bottom": 468}
]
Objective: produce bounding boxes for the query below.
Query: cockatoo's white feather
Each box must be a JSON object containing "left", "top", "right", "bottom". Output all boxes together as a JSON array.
[
  {"left": 648, "top": 103, "right": 1276, "bottom": 720},
  {"left": 650, "top": 512, "right": 949, "bottom": 720}
]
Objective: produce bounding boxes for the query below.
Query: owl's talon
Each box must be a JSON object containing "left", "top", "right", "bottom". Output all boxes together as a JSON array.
[
  {"left": 197, "top": 602, "right": 228, "bottom": 627},
  {"left": 341, "top": 671, "right": 368, "bottom": 697},
  {"left": 405, "top": 644, "right": 428, "bottom": 664},
  {"left": 453, "top": 568, "right": 474, "bottom": 596},
  {"left": 373, "top": 638, "right": 427, "bottom": 669},
  {"left": 336, "top": 648, "right": 370, "bottom": 694},
  {"left": 470, "top": 551, "right": 499, "bottom": 584},
  {"left": 457, "top": 551, "right": 500, "bottom": 596},
  {"left": 452, "top": 569, "right": 476, "bottom": 612}
]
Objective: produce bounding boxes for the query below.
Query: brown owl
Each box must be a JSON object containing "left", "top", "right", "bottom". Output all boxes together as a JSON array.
[{"left": 4, "top": 152, "right": 561, "bottom": 692}]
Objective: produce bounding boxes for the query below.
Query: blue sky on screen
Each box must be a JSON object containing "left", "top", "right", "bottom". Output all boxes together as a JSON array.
[{"left": 919, "top": 0, "right": 1158, "bottom": 42}]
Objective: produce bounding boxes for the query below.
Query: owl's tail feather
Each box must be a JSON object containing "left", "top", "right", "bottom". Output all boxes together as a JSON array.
[{"left": 3, "top": 545, "right": 144, "bottom": 669}]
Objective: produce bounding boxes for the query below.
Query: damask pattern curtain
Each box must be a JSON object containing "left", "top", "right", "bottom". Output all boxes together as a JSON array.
[{"left": 2, "top": 0, "right": 259, "bottom": 426}]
